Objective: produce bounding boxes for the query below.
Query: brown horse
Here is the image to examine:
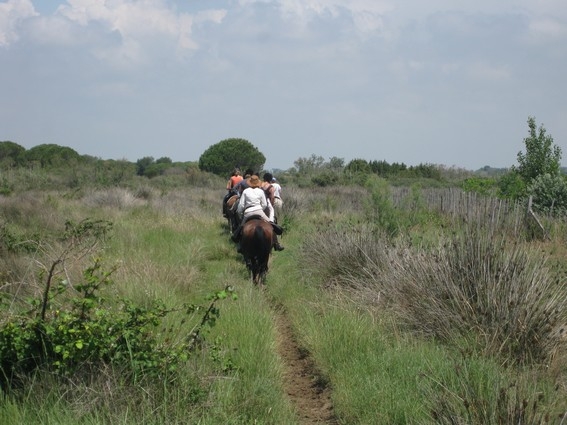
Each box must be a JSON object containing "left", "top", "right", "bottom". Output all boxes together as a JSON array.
[
  {"left": 224, "top": 194, "right": 240, "bottom": 233},
  {"left": 240, "top": 217, "right": 274, "bottom": 285}
]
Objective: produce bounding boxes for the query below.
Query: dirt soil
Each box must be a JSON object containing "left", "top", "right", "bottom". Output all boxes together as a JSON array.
[{"left": 273, "top": 307, "right": 339, "bottom": 425}]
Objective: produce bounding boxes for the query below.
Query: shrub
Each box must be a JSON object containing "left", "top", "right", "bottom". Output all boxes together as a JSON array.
[
  {"left": 528, "top": 173, "right": 567, "bottom": 215},
  {"left": 364, "top": 175, "right": 400, "bottom": 238},
  {"left": 386, "top": 225, "right": 567, "bottom": 366},
  {"left": 0, "top": 218, "right": 236, "bottom": 392}
]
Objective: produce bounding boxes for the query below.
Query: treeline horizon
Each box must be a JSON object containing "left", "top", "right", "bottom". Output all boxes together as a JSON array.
[{"left": 1, "top": 140, "right": 508, "bottom": 178}]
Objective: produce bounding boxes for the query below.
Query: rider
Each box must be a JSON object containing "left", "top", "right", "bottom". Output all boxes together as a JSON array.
[
  {"left": 260, "top": 173, "right": 276, "bottom": 222},
  {"left": 227, "top": 168, "right": 243, "bottom": 190},
  {"left": 271, "top": 176, "right": 283, "bottom": 212},
  {"left": 223, "top": 168, "right": 243, "bottom": 217},
  {"left": 231, "top": 174, "right": 284, "bottom": 251},
  {"left": 261, "top": 173, "right": 285, "bottom": 251},
  {"left": 232, "top": 168, "right": 254, "bottom": 196}
]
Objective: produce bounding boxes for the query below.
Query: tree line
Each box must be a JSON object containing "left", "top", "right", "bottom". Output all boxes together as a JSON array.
[{"left": 2, "top": 117, "right": 566, "bottom": 214}]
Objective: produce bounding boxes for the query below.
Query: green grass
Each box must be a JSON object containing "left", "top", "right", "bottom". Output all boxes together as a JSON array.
[
  {"left": 266, "top": 214, "right": 567, "bottom": 424},
  {"left": 1, "top": 185, "right": 567, "bottom": 424}
]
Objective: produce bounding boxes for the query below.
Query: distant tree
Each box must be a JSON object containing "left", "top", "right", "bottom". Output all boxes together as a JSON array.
[
  {"left": 144, "top": 163, "right": 170, "bottom": 178},
  {"left": 390, "top": 162, "right": 408, "bottom": 175},
  {"left": 515, "top": 116, "right": 562, "bottom": 183},
  {"left": 369, "top": 160, "right": 392, "bottom": 176},
  {"left": 24, "top": 144, "right": 81, "bottom": 168},
  {"left": 406, "top": 163, "right": 442, "bottom": 180},
  {"left": 327, "top": 156, "right": 345, "bottom": 172},
  {"left": 311, "top": 171, "right": 339, "bottom": 187},
  {"left": 199, "top": 138, "right": 265, "bottom": 177},
  {"left": 293, "top": 154, "right": 325, "bottom": 174},
  {"left": 345, "top": 158, "right": 371, "bottom": 174},
  {"left": 0, "top": 141, "right": 26, "bottom": 168},
  {"left": 155, "top": 157, "right": 172, "bottom": 164},
  {"left": 136, "top": 156, "right": 154, "bottom": 176}
]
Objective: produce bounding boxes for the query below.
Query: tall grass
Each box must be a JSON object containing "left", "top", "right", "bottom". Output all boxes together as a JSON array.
[
  {"left": 0, "top": 186, "right": 298, "bottom": 424},
  {"left": 293, "top": 185, "right": 567, "bottom": 422},
  {"left": 3, "top": 180, "right": 567, "bottom": 424}
]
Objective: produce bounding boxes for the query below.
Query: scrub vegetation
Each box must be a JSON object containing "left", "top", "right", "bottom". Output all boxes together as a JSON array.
[
  {"left": 2, "top": 117, "right": 567, "bottom": 423},
  {"left": 1, "top": 168, "right": 567, "bottom": 424}
]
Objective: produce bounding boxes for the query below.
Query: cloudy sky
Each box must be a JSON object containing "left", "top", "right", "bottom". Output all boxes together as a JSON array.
[{"left": 1, "top": 0, "right": 566, "bottom": 171}]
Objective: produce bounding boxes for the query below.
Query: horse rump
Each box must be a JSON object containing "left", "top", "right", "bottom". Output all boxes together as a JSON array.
[{"left": 240, "top": 218, "right": 274, "bottom": 285}]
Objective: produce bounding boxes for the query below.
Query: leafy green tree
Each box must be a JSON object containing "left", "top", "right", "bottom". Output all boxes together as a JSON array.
[
  {"left": 293, "top": 154, "right": 325, "bottom": 174},
  {"left": 327, "top": 156, "right": 345, "bottom": 172},
  {"left": 515, "top": 116, "right": 562, "bottom": 183},
  {"left": 406, "top": 163, "right": 442, "bottom": 180},
  {"left": 345, "top": 158, "right": 371, "bottom": 174},
  {"left": 144, "top": 162, "right": 169, "bottom": 178},
  {"left": 496, "top": 171, "right": 525, "bottom": 199},
  {"left": 369, "top": 160, "right": 392, "bottom": 176},
  {"left": 24, "top": 144, "right": 81, "bottom": 168},
  {"left": 0, "top": 141, "right": 26, "bottom": 168},
  {"left": 136, "top": 156, "right": 154, "bottom": 176},
  {"left": 156, "top": 157, "right": 172, "bottom": 164},
  {"left": 198, "top": 138, "right": 265, "bottom": 177}
]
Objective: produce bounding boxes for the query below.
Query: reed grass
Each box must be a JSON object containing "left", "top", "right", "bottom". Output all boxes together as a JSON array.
[{"left": 2, "top": 181, "right": 567, "bottom": 424}]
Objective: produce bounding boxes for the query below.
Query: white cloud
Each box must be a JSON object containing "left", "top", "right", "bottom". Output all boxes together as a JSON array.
[
  {"left": 529, "top": 17, "right": 567, "bottom": 40},
  {"left": 1, "top": 0, "right": 226, "bottom": 66},
  {"left": 0, "top": 0, "right": 37, "bottom": 46},
  {"left": 239, "top": 0, "right": 392, "bottom": 36},
  {"left": 467, "top": 62, "right": 510, "bottom": 81}
]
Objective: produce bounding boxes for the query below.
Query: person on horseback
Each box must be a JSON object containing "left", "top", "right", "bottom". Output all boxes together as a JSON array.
[
  {"left": 271, "top": 176, "right": 283, "bottom": 212},
  {"left": 222, "top": 168, "right": 243, "bottom": 217},
  {"left": 231, "top": 175, "right": 284, "bottom": 251},
  {"left": 227, "top": 168, "right": 243, "bottom": 190},
  {"left": 232, "top": 168, "right": 254, "bottom": 195}
]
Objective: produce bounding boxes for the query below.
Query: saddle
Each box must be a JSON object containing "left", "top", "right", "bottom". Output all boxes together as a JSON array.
[{"left": 243, "top": 215, "right": 283, "bottom": 235}]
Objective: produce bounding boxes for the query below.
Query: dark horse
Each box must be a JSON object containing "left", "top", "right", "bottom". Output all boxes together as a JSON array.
[
  {"left": 240, "top": 217, "right": 274, "bottom": 285},
  {"left": 224, "top": 194, "right": 241, "bottom": 233}
]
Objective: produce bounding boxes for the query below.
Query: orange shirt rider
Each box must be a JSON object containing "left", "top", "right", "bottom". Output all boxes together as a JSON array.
[{"left": 227, "top": 169, "right": 243, "bottom": 191}]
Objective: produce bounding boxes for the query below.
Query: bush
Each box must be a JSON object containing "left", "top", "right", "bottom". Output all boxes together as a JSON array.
[
  {"left": 528, "top": 173, "right": 567, "bottom": 215},
  {"left": 0, "top": 219, "right": 236, "bottom": 392},
  {"left": 387, "top": 225, "right": 567, "bottom": 366}
]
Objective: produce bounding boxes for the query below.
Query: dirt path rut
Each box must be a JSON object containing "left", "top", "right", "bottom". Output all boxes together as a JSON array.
[{"left": 272, "top": 306, "right": 339, "bottom": 425}]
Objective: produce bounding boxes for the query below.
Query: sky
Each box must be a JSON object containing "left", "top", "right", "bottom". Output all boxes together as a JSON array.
[{"left": 1, "top": 0, "right": 566, "bottom": 171}]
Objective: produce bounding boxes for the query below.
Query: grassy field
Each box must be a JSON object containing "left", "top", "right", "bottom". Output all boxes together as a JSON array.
[{"left": 1, "top": 181, "right": 567, "bottom": 424}]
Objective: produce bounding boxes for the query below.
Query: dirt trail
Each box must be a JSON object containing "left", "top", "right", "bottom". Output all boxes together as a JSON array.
[{"left": 272, "top": 306, "right": 339, "bottom": 425}]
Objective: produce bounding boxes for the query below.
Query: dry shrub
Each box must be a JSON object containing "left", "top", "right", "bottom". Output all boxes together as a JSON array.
[
  {"left": 82, "top": 188, "right": 146, "bottom": 209},
  {"left": 386, "top": 225, "right": 567, "bottom": 366},
  {"left": 0, "top": 191, "right": 61, "bottom": 230},
  {"left": 277, "top": 186, "right": 306, "bottom": 224},
  {"left": 300, "top": 215, "right": 567, "bottom": 366},
  {"left": 298, "top": 222, "right": 390, "bottom": 288}
]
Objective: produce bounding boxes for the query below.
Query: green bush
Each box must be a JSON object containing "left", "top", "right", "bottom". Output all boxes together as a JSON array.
[
  {"left": 0, "top": 257, "right": 235, "bottom": 390},
  {"left": 0, "top": 219, "right": 236, "bottom": 392},
  {"left": 528, "top": 173, "right": 567, "bottom": 215}
]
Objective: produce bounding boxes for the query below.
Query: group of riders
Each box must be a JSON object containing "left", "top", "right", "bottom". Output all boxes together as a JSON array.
[{"left": 222, "top": 168, "right": 285, "bottom": 252}]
